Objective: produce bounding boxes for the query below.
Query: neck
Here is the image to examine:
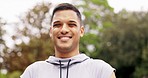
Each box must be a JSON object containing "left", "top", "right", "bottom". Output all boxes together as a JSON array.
[{"left": 55, "top": 49, "right": 80, "bottom": 58}]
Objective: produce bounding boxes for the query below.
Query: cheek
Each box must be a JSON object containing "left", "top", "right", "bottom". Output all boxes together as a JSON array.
[
  {"left": 52, "top": 29, "right": 62, "bottom": 40},
  {"left": 73, "top": 30, "right": 81, "bottom": 37},
  {"left": 52, "top": 28, "right": 59, "bottom": 35}
]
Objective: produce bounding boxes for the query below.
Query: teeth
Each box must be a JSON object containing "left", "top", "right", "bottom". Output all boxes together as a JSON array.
[
  {"left": 61, "top": 37, "right": 69, "bottom": 39},
  {"left": 58, "top": 37, "right": 70, "bottom": 41},
  {"left": 58, "top": 36, "right": 72, "bottom": 39}
]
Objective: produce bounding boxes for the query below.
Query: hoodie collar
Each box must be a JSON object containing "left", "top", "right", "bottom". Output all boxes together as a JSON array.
[{"left": 46, "top": 53, "right": 89, "bottom": 68}]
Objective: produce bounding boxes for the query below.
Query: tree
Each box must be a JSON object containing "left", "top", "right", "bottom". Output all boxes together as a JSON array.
[
  {"left": 0, "top": 18, "right": 6, "bottom": 70},
  {"left": 75, "top": 0, "right": 114, "bottom": 57},
  {"left": 99, "top": 10, "right": 148, "bottom": 78},
  {"left": 2, "top": 2, "right": 54, "bottom": 74}
]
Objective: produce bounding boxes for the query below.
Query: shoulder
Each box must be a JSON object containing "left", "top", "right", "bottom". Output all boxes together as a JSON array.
[
  {"left": 89, "top": 58, "right": 115, "bottom": 70},
  {"left": 86, "top": 58, "right": 115, "bottom": 78},
  {"left": 86, "top": 58, "right": 110, "bottom": 67},
  {"left": 25, "top": 60, "right": 51, "bottom": 72},
  {"left": 22, "top": 61, "right": 46, "bottom": 72},
  {"left": 27, "top": 61, "right": 46, "bottom": 68},
  {"left": 20, "top": 61, "right": 48, "bottom": 78}
]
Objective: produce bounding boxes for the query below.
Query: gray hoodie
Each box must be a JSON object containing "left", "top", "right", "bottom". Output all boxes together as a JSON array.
[{"left": 20, "top": 54, "right": 115, "bottom": 78}]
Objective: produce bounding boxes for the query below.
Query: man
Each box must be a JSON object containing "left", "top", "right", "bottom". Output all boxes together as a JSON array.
[{"left": 20, "top": 3, "right": 116, "bottom": 78}]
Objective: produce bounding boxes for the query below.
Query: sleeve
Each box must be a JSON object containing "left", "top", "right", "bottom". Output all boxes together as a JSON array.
[{"left": 100, "top": 61, "right": 115, "bottom": 78}]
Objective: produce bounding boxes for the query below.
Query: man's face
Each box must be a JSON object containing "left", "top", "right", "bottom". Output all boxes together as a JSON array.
[{"left": 50, "top": 10, "right": 84, "bottom": 53}]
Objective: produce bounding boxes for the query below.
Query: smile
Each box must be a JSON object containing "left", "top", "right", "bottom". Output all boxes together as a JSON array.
[{"left": 57, "top": 36, "right": 72, "bottom": 41}]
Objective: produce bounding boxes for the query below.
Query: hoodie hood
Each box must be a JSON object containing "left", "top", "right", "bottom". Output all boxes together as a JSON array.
[
  {"left": 46, "top": 53, "right": 89, "bottom": 68},
  {"left": 46, "top": 54, "right": 90, "bottom": 78}
]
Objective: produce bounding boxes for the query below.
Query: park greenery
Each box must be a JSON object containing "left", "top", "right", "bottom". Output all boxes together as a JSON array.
[{"left": 0, "top": 0, "right": 148, "bottom": 78}]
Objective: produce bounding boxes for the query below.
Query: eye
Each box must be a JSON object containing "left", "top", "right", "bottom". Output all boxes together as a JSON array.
[
  {"left": 68, "top": 24, "right": 77, "bottom": 27},
  {"left": 53, "top": 24, "right": 61, "bottom": 27}
]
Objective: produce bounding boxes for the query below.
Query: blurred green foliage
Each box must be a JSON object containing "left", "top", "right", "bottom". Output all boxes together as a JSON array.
[
  {"left": 0, "top": 0, "right": 148, "bottom": 78},
  {"left": 99, "top": 10, "right": 148, "bottom": 78},
  {"left": 0, "top": 72, "right": 7, "bottom": 78},
  {"left": 7, "top": 71, "right": 21, "bottom": 78}
]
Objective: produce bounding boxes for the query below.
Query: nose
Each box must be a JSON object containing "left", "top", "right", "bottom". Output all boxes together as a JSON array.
[{"left": 61, "top": 23, "right": 69, "bottom": 34}]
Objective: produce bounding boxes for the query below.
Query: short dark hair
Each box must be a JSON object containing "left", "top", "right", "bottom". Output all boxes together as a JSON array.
[{"left": 50, "top": 3, "right": 82, "bottom": 25}]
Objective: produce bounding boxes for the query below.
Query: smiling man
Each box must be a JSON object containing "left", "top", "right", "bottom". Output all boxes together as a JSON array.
[
  {"left": 20, "top": 3, "right": 116, "bottom": 78},
  {"left": 50, "top": 9, "right": 84, "bottom": 58}
]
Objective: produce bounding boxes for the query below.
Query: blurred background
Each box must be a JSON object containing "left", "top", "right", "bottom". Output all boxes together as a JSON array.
[{"left": 0, "top": 0, "right": 148, "bottom": 78}]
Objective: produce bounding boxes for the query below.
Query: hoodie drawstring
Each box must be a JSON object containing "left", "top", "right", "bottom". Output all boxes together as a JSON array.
[
  {"left": 59, "top": 59, "right": 71, "bottom": 78},
  {"left": 66, "top": 59, "right": 71, "bottom": 78},
  {"left": 59, "top": 60, "right": 62, "bottom": 78}
]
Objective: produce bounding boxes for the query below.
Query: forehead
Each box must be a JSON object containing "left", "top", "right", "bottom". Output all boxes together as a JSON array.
[{"left": 52, "top": 10, "right": 79, "bottom": 23}]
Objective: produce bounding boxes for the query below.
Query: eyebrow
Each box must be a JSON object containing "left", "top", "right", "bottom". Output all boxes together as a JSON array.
[
  {"left": 53, "top": 21, "right": 60, "bottom": 24},
  {"left": 53, "top": 20, "right": 77, "bottom": 24},
  {"left": 69, "top": 20, "right": 77, "bottom": 23}
]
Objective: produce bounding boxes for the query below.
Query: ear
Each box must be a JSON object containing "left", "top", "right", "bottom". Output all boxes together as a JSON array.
[
  {"left": 49, "top": 26, "right": 52, "bottom": 38},
  {"left": 80, "top": 26, "right": 84, "bottom": 37}
]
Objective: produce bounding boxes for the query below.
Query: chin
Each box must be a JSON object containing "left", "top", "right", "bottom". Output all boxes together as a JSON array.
[{"left": 56, "top": 45, "right": 73, "bottom": 52}]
